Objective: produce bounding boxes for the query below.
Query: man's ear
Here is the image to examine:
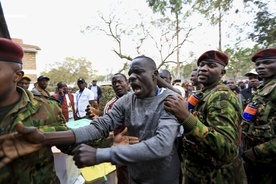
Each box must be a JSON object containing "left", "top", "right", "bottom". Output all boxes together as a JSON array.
[
  {"left": 153, "top": 70, "right": 158, "bottom": 80},
  {"left": 220, "top": 68, "right": 226, "bottom": 77},
  {"left": 14, "top": 70, "right": 24, "bottom": 82}
]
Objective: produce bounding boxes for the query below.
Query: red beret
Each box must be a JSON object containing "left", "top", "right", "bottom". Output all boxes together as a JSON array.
[
  {"left": 197, "top": 50, "right": 229, "bottom": 66},
  {"left": 0, "top": 38, "right": 24, "bottom": 64},
  {"left": 251, "top": 48, "right": 276, "bottom": 62}
]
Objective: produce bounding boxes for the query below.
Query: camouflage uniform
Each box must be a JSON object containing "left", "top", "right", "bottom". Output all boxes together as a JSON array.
[
  {"left": 0, "top": 87, "right": 68, "bottom": 184},
  {"left": 182, "top": 80, "right": 245, "bottom": 183},
  {"left": 241, "top": 78, "right": 276, "bottom": 184}
]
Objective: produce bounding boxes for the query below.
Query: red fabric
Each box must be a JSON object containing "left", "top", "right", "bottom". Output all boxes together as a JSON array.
[
  {"left": 197, "top": 50, "right": 229, "bottom": 66},
  {"left": 53, "top": 93, "right": 76, "bottom": 122},
  {"left": 0, "top": 38, "right": 23, "bottom": 63},
  {"left": 251, "top": 48, "right": 276, "bottom": 62}
]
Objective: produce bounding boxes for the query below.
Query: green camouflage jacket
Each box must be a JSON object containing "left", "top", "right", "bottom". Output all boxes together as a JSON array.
[
  {"left": 242, "top": 78, "right": 276, "bottom": 165},
  {"left": 0, "top": 87, "right": 68, "bottom": 184},
  {"left": 182, "top": 80, "right": 244, "bottom": 183}
]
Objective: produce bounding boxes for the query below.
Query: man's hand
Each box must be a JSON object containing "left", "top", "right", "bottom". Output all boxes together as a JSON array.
[
  {"left": 113, "top": 127, "right": 139, "bottom": 146},
  {"left": 58, "top": 88, "right": 64, "bottom": 96},
  {"left": 85, "top": 105, "right": 99, "bottom": 119},
  {"left": 72, "top": 144, "right": 97, "bottom": 168},
  {"left": 164, "top": 95, "right": 190, "bottom": 122},
  {"left": 0, "top": 122, "right": 44, "bottom": 168}
]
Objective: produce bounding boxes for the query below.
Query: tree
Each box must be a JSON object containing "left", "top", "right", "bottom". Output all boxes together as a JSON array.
[
  {"left": 41, "top": 57, "right": 96, "bottom": 88},
  {"left": 84, "top": 3, "right": 195, "bottom": 77},
  {"left": 192, "top": 0, "right": 234, "bottom": 51},
  {"left": 147, "top": 0, "right": 194, "bottom": 78},
  {"left": 224, "top": 45, "right": 260, "bottom": 81},
  {"left": 246, "top": 0, "right": 276, "bottom": 48}
]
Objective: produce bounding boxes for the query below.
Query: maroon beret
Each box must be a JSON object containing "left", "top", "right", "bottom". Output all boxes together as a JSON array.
[
  {"left": 197, "top": 50, "right": 229, "bottom": 66},
  {"left": 0, "top": 38, "right": 23, "bottom": 64},
  {"left": 251, "top": 48, "right": 276, "bottom": 62}
]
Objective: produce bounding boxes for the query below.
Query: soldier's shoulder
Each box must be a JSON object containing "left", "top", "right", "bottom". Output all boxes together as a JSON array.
[
  {"left": 216, "top": 84, "right": 230, "bottom": 91},
  {"left": 257, "top": 82, "right": 276, "bottom": 97},
  {"left": 209, "top": 86, "right": 237, "bottom": 105},
  {"left": 33, "top": 94, "right": 60, "bottom": 104}
]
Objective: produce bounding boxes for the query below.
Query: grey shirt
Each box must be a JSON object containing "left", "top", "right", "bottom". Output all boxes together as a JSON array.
[{"left": 73, "top": 88, "right": 181, "bottom": 184}]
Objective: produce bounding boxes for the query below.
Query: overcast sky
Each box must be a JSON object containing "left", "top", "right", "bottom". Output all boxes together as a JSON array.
[
  {"left": 2, "top": 0, "right": 146, "bottom": 75},
  {"left": 1, "top": 0, "right": 257, "bottom": 76}
]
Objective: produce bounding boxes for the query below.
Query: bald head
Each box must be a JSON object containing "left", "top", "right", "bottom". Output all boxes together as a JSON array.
[{"left": 132, "top": 56, "right": 157, "bottom": 71}]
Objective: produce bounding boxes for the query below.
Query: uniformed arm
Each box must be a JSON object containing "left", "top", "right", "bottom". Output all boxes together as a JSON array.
[
  {"left": 165, "top": 91, "right": 241, "bottom": 165},
  {"left": 187, "top": 91, "right": 240, "bottom": 164},
  {"left": 32, "top": 96, "right": 69, "bottom": 132},
  {"left": 253, "top": 138, "right": 276, "bottom": 163},
  {"left": 0, "top": 122, "right": 75, "bottom": 168}
]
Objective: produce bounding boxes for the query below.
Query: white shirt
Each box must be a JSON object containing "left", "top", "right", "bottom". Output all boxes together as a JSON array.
[
  {"left": 173, "top": 85, "right": 186, "bottom": 98},
  {"left": 90, "top": 86, "right": 98, "bottom": 99},
  {"left": 75, "top": 88, "right": 94, "bottom": 118}
]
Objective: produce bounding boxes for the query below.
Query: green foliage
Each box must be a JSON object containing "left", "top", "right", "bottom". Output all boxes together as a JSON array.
[
  {"left": 192, "top": 0, "right": 233, "bottom": 24},
  {"left": 147, "top": 0, "right": 188, "bottom": 15},
  {"left": 224, "top": 46, "right": 260, "bottom": 80},
  {"left": 248, "top": 1, "right": 276, "bottom": 48},
  {"left": 181, "top": 62, "right": 198, "bottom": 79},
  {"left": 41, "top": 57, "right": 96, "bottom": 88},
  {"left": 98, "top": 85, "right": 115, "bottom": 116}
]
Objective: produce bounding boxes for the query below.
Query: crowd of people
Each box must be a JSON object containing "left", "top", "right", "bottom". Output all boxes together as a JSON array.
[{"left": 0, "top": 37, "right": 275, "bottom": 184}]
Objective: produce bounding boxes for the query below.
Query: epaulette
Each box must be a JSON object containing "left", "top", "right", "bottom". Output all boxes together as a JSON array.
[
  {"left": 33, "top": 94, "right": 60, "bottom": 104},
  {"left": 259, "top": 83, "right": 276, "bottom": 96},
  {"left": 215, "top": 84, "right": 230, "bottom": 91}
]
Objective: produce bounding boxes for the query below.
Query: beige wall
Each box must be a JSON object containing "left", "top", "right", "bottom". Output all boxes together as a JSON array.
[
  {"left": 13, "top": 38, "right": 40, "bottom": 83},
  {"left": 23, "top": 52, "right": 37, "bottom": 70}
]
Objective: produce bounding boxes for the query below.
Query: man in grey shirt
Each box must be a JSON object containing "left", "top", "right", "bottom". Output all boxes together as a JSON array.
[{"left": 0, "top": 56, "right": 181, "bottom": 184}]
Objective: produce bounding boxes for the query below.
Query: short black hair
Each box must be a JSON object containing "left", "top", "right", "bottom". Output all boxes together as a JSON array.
[
  {"left": 57, "top": 81, "right": 66, "bottom": 89},
  {"left": 113, "top": 73, "right": 127, "bottom": 81}
]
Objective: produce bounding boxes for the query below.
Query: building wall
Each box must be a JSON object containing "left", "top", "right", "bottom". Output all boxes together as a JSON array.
[
  {"left": 12, "top": 38, "right": 40, "bottom": 85},
  {"left": 23, "top": 52, "right": 37, "bottom": 70}
]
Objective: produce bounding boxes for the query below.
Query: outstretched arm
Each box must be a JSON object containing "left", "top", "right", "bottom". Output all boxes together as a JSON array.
[
  {"left": 0, "top": 122, "right": 43, "bottom": 168},
  {"left": 72, "top": 127, "right": 139, "bottom": 168},
  {"left": 0, "top": 122, "right": 75, "bottom": 168}
]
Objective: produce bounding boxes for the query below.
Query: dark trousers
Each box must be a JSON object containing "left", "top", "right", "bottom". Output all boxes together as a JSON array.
[{"left": 116, "top": 165, "right": 129, "bottom": 184}]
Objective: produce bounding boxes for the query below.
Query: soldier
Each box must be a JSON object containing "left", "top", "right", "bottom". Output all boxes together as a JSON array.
[
  {"left": 164, "top": 50, "right": 245, "bottom": 183},
  {"left": 241, "top": 48, "right": 276, "bottom": 184},
  {"left": 0, "top": 38, "right": 69, "bottom": 183}
]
